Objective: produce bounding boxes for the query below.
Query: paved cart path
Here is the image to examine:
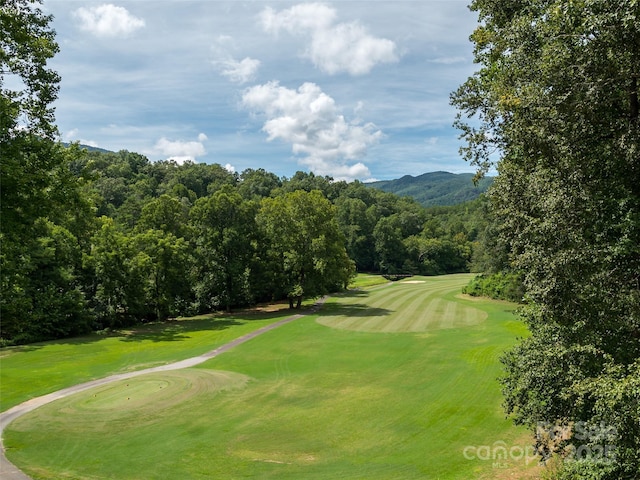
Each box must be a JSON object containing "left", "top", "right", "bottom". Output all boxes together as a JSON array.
[{"left": 0, "top": 298, "right": 327, "bottom": 480}]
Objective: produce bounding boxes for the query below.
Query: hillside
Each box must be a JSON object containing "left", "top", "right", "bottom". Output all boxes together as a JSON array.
[
  {"left": 63, "top": 142, "right": 114, "bottom": 154},
  {"left": 368, "top": 171, "right": 493, "bottom": 207}
]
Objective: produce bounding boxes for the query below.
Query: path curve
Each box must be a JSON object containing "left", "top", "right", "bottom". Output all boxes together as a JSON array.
[{"left": 0, "top": 297, "right": 327, "bottom": 480}]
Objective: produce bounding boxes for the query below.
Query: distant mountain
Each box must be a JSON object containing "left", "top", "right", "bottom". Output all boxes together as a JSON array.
[
  {"left": 63, "top": 142, "right": 113, "bottom": 154},
  {"left": 367, "top": 171, "right": 493, "bottom": 207}
]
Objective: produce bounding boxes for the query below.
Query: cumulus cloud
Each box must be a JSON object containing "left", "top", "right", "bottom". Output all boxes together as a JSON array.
[
  {"left": 153, "top": 134, "right": 207, "bottom": 164},
  {"left": 217, "top": 57, "right": 261, "bottom": 84},
  {"left": 242, "top": 81, "right": 381, "bottom": 181},
  {"left": 259, "top": 3, "right": 397, "bottom": 76},
  {"left": 63, "top": 128, "right": 99, "bottom": 147},
  {"left": 211, "top": 35, "right": 261, "bottom": 84},
  {"left": 73, "top": 4, "right": 145, "bottom": 37},
  {"left": 260, "top": 3, "right": 336, "bottom": 34}
]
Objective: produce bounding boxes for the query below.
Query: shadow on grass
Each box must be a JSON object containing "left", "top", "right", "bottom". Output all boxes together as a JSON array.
[
  {"left": 334, "top": 289, "right": 370, "bottom": 298},
  {"left": 0, "top": 308, "right": 299, "bottom": 351},
  {"left": 317, "top": 303, "right": 392, "bottom": 317},
  {"left": 118, "top": 308, "right": 301, "bottom": 343},
  {"left": 118, "top": 318, "right": 245, "bottom": 343}
]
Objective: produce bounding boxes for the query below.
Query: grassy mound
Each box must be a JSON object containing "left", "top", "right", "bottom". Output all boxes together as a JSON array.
[{"left": 19, "top": 370, "right": 250, "bottom": 432}]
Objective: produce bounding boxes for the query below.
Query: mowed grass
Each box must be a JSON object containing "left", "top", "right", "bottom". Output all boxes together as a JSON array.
[
  {"left": 320, "top": 276, "right": 488, "bottom": 332},
  {"left": 0, "top": 308, "right": 300, "bottom": 412},
  {"left": 5, "top": 274, "right": 538, "bottom": 479}
]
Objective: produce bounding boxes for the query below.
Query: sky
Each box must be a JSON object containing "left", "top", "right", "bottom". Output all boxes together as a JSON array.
[{"left": 44, "top": 1, "right": 480, "bottom": 181}]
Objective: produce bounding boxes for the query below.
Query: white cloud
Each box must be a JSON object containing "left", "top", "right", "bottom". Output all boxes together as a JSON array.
[
  {"left": 308, "top": 21, "right": 397, "bottom": 76},
  {"left": 259, "top": 3, "right": 398, "bottom": 76},
  {"left": 153, "top": 136, "right": 206, "bottom": 164},
  {"left": 428, "top": 56, "right": 467, "bottom": 65},
  {"left": 224, "top": 163, "right": 236, "bottom": 173},
  {"left": 242, "top": 81, "right": 381, "bottom": 181},
  {"left": 73, "top": 4, "right": 145, "bottom": 37},
  {"left": 260, "top": 3, "right": 336, "bottom": 34},
  {"left": 211, "top": 35, "right": 261, "bottom": 84},
  {"left": 217, "top": 57, "right": 261, "bottom": 84},
  {"left": 63, "top": 128, "right": 98, "bottom": 147}
]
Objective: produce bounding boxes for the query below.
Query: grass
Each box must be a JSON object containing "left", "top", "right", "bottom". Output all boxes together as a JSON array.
[
  {"left": 348, "top": 273, "right": 390, "bottom": 289},
  {"left": 321, "top": 275, "right": 488, "bottom": 332},
  {"left": 0, "top": 309, "right": 300, "bottom": 412},
  {"left": 4, "top": 274, "right": 539, "bottom": 479}
]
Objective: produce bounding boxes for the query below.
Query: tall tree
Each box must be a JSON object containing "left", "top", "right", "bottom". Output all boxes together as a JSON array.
[
  {"left": 190, "top": 186, "right": 257, "bottom": 312},
  {"left": 1, "top": 4, "right": 97, "bottom": 343},
  {"left": 452, "top": 1, "right": 640, "bottom": 477},
  {"left": 1, "top": 0, "right": 60, "bottom": 138},
  {"left": 258, "top": 190, "right": 354, "bottom": 308},
  {"left": 134, "top": 229, "right": 192, "bottom": 321}
]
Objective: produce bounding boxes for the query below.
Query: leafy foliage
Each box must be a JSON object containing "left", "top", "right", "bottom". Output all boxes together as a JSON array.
[
  {"left": 462, "top": 272, "right": 524, "bottom": 302},
  {"left": 452, "top": 0, "right": 640, "bottom": 477}
]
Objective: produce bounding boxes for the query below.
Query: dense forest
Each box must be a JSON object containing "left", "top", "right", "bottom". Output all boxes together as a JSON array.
[{"left": 2, "top": 139, "right": 494, "bottom": 345}]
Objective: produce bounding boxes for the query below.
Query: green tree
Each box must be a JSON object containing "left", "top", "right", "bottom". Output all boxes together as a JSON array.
[
  {"left": 373, "top": 215, "right": 407, "bottom": 274},
  {"left": 1, "top": 0, "right": 60, "bottom": 138},
  {"left": 133, "top": 229, "right": 192, "bottom": 321},
  {"left": 335, "top": 196, "right": 376, "bottom": 271},
  {"left": 258, "top": 190, "right": 354, "bottom": 308},
  {"left": 138, "top": 193, "right": 190, "bottom": 239},
  {"left": 190, "top": 186, "right": 257, "bottom": 312},
  {"left": 452, "top": 1, "right": 640, "bottom": 477},
  {"left": 237, "top": 168, "right": 282, "bottom": 200},
  {"left": 1, "top": 1, "right": 98, "bottom": 343},
  {"left": 85, "top": 218, "right": 149, "bottom": 326}
]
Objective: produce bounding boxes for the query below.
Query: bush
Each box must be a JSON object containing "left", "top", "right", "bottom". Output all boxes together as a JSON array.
[{"left": 462, "top": 272, "right": 524, "bottom": 302}]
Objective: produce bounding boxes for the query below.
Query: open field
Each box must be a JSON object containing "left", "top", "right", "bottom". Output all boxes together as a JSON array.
[{"left": 3, "top": 274, "right": 540, "bottom": 479}]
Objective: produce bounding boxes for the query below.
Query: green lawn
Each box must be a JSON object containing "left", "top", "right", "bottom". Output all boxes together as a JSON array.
[
  {"left": 4, "top": 274, "right": 540, "bottom": 479},
  {"left": 0, "top": 309, "right": 298, "bottom": 412},
  {"left": 348, "top": 273, "right": 390, "bottom": 289}
]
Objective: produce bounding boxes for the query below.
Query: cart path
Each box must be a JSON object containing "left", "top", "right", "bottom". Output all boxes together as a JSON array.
[{"left": 0, "top": 297, "right": 327, "bottom": 480}]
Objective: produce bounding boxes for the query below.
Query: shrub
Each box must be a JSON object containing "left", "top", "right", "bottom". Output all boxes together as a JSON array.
[{"left": 462, "top": 272, "right": 524, "bottom": 302}]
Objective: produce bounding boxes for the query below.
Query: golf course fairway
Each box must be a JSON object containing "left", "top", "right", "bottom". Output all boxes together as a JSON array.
[{"left": 3, "top": 274, "right": 541, "bottom": 479}]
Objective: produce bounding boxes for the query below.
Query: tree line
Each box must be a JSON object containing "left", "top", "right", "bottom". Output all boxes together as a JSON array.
[{"left": 1, "top": 141, "right": 490, "bottom": 345}]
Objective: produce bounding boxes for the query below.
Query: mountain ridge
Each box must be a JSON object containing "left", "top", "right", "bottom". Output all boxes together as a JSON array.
[
  {"left": 367, "top": 171, "right": 493, "bottom": 207},
  {"left": 64, "top": 144, "right": 490, "bottom": 207}
]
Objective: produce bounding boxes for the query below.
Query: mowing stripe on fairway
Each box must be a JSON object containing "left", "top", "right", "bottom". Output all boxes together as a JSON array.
[{"left": 317, "top": 276, "right": 487, "bottom": 332}]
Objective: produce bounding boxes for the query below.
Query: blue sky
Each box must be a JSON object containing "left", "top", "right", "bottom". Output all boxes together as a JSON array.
[{"left": 45, "top": 1, "right": 479, "bottom": 181}]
